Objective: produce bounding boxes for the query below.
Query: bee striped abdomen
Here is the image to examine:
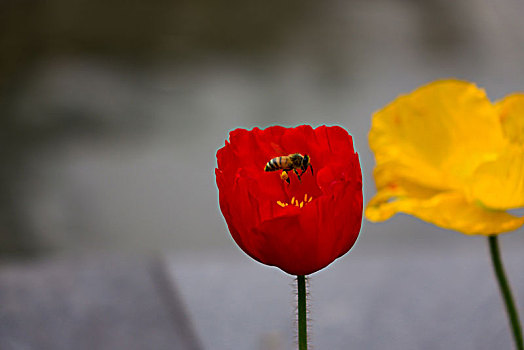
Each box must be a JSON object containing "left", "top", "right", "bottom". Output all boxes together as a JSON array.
[{"left": 265, "top": 156, "right": 284, "bottom": 172}]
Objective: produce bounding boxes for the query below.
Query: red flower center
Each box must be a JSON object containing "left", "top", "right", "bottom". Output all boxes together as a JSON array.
[{"left": 255, "top": 154, "right": 325, "bottom": 223}]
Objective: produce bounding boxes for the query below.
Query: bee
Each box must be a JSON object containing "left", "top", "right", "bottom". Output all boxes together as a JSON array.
[{"left": 264, "top": 153, "right": 313, "bottom": 184}]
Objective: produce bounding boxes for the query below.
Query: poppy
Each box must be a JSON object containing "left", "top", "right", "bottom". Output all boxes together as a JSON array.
[
  {"left": 216, "top": 125, "right": 363, "bottom": 275},
  {"left": 366, "top": 79, "right": 524, "bottom": 235},
  {"left": 365, "top": 79, "right": 524, "bottom": 350}
]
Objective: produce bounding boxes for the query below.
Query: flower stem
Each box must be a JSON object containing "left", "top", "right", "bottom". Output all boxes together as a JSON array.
[
  {"left": 297, "top": 275, "right": 307, "bottom": 350},
  {"left": 488, "top": 235, "right": 523, "bottom": 350}
]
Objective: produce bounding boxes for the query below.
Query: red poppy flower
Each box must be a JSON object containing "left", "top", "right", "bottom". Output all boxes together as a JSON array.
[{"left": 215, "top": 125, "right": 363, "bottom": 275}]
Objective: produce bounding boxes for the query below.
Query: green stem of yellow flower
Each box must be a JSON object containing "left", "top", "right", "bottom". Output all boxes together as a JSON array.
[
  {"left": 488, "top": 235, "right": 523, "bottom": 350},
  {"left": 297, "top": 275, "right": 308, "bottom": 350}
]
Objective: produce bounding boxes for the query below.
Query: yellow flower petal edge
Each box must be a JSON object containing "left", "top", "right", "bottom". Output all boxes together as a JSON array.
[
  {"left": 366, "top": 191, "right": 524, "bottom": 235},
  {"left": 367, "top": 79, "right": 524, "bottom": 235},
  {"left": 496, "top": 93, "right": 524, "bottom": 146}
]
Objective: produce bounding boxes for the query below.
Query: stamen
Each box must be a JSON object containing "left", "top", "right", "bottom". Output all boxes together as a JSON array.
[{"left": 275, "top": 194, "right": 312, "bottom": 209}]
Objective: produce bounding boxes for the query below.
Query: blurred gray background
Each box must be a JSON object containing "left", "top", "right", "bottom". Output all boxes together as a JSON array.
[
  {"left": 1, "top": 0, "right": 523, "bottom": 259},
  {"left": 1, "top": 0, "right": 524, "bottom": 349}
]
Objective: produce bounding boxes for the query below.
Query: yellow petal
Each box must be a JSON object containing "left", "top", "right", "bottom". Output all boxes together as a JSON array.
[
  {"left": 496, "top": 93, "right": 524, "bottom": 146},
  {"left": 370, "top": 79, "right": 507, "bottom": 191},
  {"left": 372, "top": 163, "right": 442, "bottom": 200},
  {"left": 469, "top": 146, "right": 524, "bottom": 210},
  {"left": 366, "top": 191, "right": 524, "bottom": 235}
]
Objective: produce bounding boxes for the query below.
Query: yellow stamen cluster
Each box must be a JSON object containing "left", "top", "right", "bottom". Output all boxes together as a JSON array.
[{"left": 277, "top": 194, "right": 313, "bottom": 208}]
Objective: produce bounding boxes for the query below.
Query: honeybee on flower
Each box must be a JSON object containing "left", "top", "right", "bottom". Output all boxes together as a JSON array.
[{"left": 264, "top": 153, "right": 314, "bottom": 184}]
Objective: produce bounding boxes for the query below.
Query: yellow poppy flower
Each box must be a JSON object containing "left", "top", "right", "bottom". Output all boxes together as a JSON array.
[{"left": 366, "top": 79, "right": 524, "bottom": 235}]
